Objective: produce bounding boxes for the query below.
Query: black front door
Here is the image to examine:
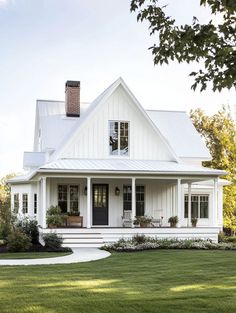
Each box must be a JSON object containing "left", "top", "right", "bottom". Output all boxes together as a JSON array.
[{"left": 92, "top": 184, "right": 109, "bottom": 225}]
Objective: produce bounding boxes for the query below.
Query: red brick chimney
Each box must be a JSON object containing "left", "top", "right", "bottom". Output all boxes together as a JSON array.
[{"left": 65, "top": 80, "right": 80, "bottom": 117}]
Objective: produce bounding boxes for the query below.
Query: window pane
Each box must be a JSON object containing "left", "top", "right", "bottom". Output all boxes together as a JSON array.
[
  {"left": 120, "top": 122, "right": 128, "bottom": 155},
  {"left": 22, "top": 194, "right": 28, "bottom": 214},
  {"left": 14, "top": 194, "right": 19, "bottom": 214},
  {"left": 34, "top": 194, "right": 37, "bottom": 214},
  {"left": 58, "top": 185, "right": 68, "bottom": 213},
  {"left": 70, "top": 185, "right": 79, "bottom": 213},
  {"left": 184, "top": 195, "right": 188, "bottom": 218},
  {"left": 200, "top": 195, "right": 209, "bottom": 218},
  {"left": 109, "top": 121, "right": 118, "bottom": 155}
]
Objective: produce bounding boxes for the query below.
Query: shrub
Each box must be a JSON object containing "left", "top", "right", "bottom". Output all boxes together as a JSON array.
[
  {"left": 102, "top": 236, "right": 236, "bottom": 252},
  {"left": 16, "top": 217, "right": 39, "bottom": 244},
  {"left": 132, "top": 234, "right": 147, "bottom": 244},
  {"left": 0, "top": 223, "right": 12, "bottom": 241},
  {"left": 6, "top": 229, "right": 32, "bottom": 252},
  {"left": 43, "top": 233, "right": 63, "bottom": 251},
  {"left": 46, "top": 206, "right": 63, "bottom": 227}
]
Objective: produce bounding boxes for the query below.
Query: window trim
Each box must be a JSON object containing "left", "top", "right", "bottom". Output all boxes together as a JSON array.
[
  {"left": 57, "top": 184, "right": 80, "bottom": 213},
  {"left": 13, "top": 193, "right": 19, "bottom": 213},
  {"left": 108, "top": 120, "right": 130, "bottom": 157},
  {"left": 184, "top": 194, "right": 209, "bottom": 219},
  {"left": 34, "top": 193, "right": 37, "bottom": 215},
  {"left": 22, "top": 193, "right": 28, "bottom": 214},
  {"left": 123, "top": 185, "right": 145, "bottom": 216}
]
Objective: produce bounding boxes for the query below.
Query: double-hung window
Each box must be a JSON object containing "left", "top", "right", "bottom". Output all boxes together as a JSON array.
[
  {"left": 22, "top": 194, "right": 28, "bottom": 214},
  {"left": 123, "top": 185, "right": 145, "bottom": 216},
  {"left": 184, "top": 194, "right": 209, "bottom": 218},
  {"left": 13, "top": 193, "right": 19, "bottom": 213},
  {"left": 109, "top": 121, "right": 129, "bottom": 156},
  {"left": 58, "top": 185, "right": 79, "bottom": 213},
  {"left": 34, "top": 194, "right": 37, "bottom": 215}
]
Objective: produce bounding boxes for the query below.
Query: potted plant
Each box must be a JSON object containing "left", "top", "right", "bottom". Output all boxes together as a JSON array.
[
  {"left": 133, "top": 219, "right": 140, "bottom": 227},
  {"left": 135, "top": 216, "right": 152, "bottom": 228},
  {"left": 46, "top": 206, "right": 63, "bottom": 228},
  {"left": 168, "top": 216, "right": 179, "bottom": 228},
  {"left": 191, "top": 217, "right": 198, "bottom": 227}
]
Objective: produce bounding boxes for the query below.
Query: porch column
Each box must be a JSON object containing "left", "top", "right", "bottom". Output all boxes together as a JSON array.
[
  {"left": 177, "top": 179, "right": 182, "bottom": 227},
  {"left": 87, "top": 177, "right": 91, "bottom": 228},
  {"left": 36, "top": 180, "right": 40, "bottom": 220},
  {"left": 131, "top": 177, "right": 136, "bottom": 228},
  {"left": 41, "top": 177, "right": 47, "bottom": 229},
  {"left": 213, "top": 178, "right": 218, "bottom": 227},
  {"left": 188, "top": 183, "right": 192, "bottom": 227}
]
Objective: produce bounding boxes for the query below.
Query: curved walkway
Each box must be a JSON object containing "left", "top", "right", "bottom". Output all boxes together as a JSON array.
[{"left": 0, "top": 248, "right": 111, "bottom": 266}]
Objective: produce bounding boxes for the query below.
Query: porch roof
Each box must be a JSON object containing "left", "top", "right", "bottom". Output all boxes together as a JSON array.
[{"left": 38, "top": 159, "right": 225, "bottom": 176}]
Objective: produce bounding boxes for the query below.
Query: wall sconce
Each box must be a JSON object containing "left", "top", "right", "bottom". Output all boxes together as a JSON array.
[
  {"left": 84, "top": 186, "right": 87, "bottom": 195},
  {"left": 115, "top": 187, "right": 120, "bottom": 196}
]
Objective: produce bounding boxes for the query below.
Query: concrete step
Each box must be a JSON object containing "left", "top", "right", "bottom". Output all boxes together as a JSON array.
[
  {"left": 62, "top": 243, "right": 103, "bottom": 248},
  {"left": 63, "top": 238, "right": 104, "bottom": 244},
  {"left": 59, "top": 233, "right": 103, "bottom": 239}
]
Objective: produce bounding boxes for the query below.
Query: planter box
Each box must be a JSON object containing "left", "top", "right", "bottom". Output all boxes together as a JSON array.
[{"left": 65, "top": 216, "right": 83, "bottom": 228}]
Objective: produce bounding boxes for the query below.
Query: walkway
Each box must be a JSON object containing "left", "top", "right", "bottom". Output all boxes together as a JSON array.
[{"left": 0, "top": 248, "right": 111, "bottom": 266}]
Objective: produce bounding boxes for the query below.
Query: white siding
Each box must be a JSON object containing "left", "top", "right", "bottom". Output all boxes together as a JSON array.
[{"left": 60, "top": 85, "right": 175, "bottom": 161}]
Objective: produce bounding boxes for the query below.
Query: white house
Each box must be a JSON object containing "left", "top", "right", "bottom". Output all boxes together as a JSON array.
[{"left": 9, "top": 78, "right": 227, "bottom": 246}]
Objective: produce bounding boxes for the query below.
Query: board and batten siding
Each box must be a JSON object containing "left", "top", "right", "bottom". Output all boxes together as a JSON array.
[{"left": 59, "top": 85, "right": 175, "bottom": 161}]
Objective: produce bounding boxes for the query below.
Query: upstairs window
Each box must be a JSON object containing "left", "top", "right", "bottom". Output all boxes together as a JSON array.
[{"left": 109, "top": 121, "right": 129, "bottom": 156}]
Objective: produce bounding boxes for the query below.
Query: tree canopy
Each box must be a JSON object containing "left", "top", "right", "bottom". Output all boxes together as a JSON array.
[
  {"left": 130, "top": 0, "right": 236, "bottom": 92},
  {"left": 190, "top": 107, "right": 236, "bottom": 233}
]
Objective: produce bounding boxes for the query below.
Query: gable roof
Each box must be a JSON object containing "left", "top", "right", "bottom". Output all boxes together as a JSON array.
[
  {"left": 146, "top": 110, "right": 211, "bottom": 159},
  {"left": 51, "top": 77, "right": 179, "bottom": 162}
]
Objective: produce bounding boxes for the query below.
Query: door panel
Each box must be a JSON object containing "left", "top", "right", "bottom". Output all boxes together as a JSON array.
[{"left": 92, "top": 184, "right": 109, "bottom": 225}]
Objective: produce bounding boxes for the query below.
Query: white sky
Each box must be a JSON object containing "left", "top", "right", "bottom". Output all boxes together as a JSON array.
[{"left": 0, "top": 0, "right": 235, "bottom": 177}]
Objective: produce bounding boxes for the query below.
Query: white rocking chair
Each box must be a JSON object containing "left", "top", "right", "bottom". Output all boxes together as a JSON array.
[{"left": 122, "top": 210, "right": 132, "bottom": 228}]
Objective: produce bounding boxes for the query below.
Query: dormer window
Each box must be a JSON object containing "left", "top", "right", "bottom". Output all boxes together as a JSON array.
[{"left": 109, "top": 121, "right": 129, "bottom": 156}]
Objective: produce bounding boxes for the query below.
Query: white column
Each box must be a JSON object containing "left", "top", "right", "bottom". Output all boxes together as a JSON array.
[
  {"left": 36, "top": 181, "right": 40, "bottom": 221},
  {"left": 87, "top": 177, "right": 91, "bottom": 228},
  {"left": 131, "top": 177, "right": 136, "bottom": 228},
  {"left": 188, "top": 183, "right": 192, "bottom": 227},
  {"left": 41, "top": 177, "right": 47, "bottom": 229},
  {"left": 177, "top": 179, "right": 182, "bottom": 227},
  {"left": 213, "top": 178, "right": 218, "bottom": 227}
]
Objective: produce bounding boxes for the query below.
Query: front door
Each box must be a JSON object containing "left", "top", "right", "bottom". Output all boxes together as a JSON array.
[{"left": 92, "top": 184, "right": 109, "bottom": 225}]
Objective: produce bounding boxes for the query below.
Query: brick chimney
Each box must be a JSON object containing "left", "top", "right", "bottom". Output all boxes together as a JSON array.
[{"left": 65, "top": 80, "right": 80, "bottom": 117}]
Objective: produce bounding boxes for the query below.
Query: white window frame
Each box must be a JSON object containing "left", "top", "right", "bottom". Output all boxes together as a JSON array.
[
  {"left": 108, "top": 120, "right": 130, "bottom": 157},
  {"left": 184, "top": 194, "right": 209, "bottom": 219},
  {"left": 57, "top": 184, "right": 80, "bottom": 213},
  {"left": 22, "top": 193, "right": 28, "bottom": 214}
]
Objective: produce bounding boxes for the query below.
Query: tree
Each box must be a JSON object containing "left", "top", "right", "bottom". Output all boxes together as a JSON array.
[
  {"left": 190, "top": 107, "right": 236, "bottom": 233},
  {"left": 130, "top": 0, "right": 236, "bottom": 91},
  {"left": 0, "top": 173, "right": 16, "bottom": 225}
]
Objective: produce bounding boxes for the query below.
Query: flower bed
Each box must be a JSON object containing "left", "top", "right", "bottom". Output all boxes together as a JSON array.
[{"left": 102, "top": 235, "right": 236, "bottom": 252}]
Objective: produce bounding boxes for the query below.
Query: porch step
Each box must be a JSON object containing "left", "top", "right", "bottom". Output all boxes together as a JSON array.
[{"left": 55, "top": 231, "right": 104, "bottom": 247}]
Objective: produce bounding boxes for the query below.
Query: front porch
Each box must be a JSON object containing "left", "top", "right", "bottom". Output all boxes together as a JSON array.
[{"left": 35, "top": 173, "right": 222, "bottom": 246}]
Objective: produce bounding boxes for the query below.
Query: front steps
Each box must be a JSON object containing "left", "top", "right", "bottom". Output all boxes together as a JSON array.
[{"left": 41, "top": 227, "right": 220, "bottom": 247}]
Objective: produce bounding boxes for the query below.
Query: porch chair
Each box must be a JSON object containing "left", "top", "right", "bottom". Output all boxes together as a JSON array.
[
  {"left": 151, "top": 218, "right": 163, "bottom": 228},
  {"left": 122, "top": 210, "right": 132, "bottom": 228}
]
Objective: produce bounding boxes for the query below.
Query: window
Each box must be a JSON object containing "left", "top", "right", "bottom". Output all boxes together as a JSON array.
[
  {"left": 109, "top": 121, "right": 129, "bottom": 156},
  {"left": 184, "top": 194, "right": 209, "bottom": 218},
  {"left": 22, "top": 194, "right": 28, "bottom": 214},
  {"left": 13, "top": 193, "right": 19, "bottom": 213},
  {"left": 58, "top": 185, "right": 79, "bottom": 213},
  {"left": 123, "top": 185, "right": 145, "bottom": 216},
  {"left": 34, "top": 194, "right": 37, "bottom": 215}
]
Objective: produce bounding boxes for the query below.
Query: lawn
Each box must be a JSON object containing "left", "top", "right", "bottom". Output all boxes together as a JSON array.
[
  {"left": 0, "top": 252, "right": 72, "bottom": 259},
  {"left": 0, "top": 250, "right": 235, "bottom": 313}
]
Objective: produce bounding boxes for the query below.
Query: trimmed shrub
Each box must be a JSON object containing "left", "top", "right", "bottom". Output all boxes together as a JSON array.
[
  {"left": 16, "top": 218, "right": 39, "bottom": 244},
  {"left": 46, "top": 206, "right": 63, "bottom": 227},
  {"left": 6, "top": 229, "right": 32, "bottom": 252},
  {"left": 43, "top": 233, "right": 63, "bottom": 251},
  {"left": 102, "top": 235, "right": 236, "bottom": 252},
  {"left": 0, "top": 223, "right": 11, "bottom": 241}
]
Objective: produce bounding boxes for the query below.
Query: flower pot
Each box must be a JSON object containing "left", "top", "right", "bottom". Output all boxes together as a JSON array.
[{"left": 170, "top": 223, "right": 177, "bottom": 228}]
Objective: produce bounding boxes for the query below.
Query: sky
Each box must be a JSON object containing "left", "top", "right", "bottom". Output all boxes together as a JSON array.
[{"left": 0, "top": 0, "right": 235, "bottom": 177}]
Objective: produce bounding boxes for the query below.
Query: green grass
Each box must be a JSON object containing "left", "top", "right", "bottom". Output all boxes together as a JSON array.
[
  {"left": 0, "top": 252, "right": 72, "bottom": 259},
  {"left": 0, "top": 250, "right": 236, "bottom": 313}
]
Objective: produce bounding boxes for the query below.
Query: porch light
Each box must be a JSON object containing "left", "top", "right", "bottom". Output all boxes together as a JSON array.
[
  {"left": 115, "top": 187, "right": 120, "bottom": 196},
  {"left": 84, "top": 186, "right": 87, "bottom": 195}
]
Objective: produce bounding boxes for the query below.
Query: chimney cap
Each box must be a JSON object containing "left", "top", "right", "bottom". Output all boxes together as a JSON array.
[{"left": 65, "top": 80, "right": 80, "bottom": 88}]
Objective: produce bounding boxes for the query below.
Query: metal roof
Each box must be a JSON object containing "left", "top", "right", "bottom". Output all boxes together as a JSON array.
[
  {"left": 146, "top": 110, "right": 211, "bottom": 159},
  {"left": 39, "top": 159, "right": 225, "bottom": 176}
]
